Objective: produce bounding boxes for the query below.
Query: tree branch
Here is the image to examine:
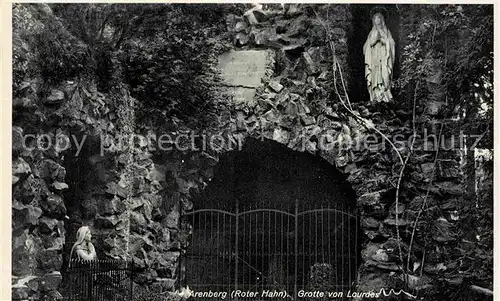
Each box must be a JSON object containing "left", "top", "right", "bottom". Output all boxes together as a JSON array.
[
  {"left": 407, "top": 122, "right": 444, "bottom": 273},
  {"left": 399, "top": 81, "right": 418, "bottom": 273},
  {"left": 469, "top": 285, "right": 493, "bottom": 296}
]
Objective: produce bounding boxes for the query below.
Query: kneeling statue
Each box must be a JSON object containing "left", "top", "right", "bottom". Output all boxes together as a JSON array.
[{"left": 69, "top": 226, "right": 97, "bottom": 261}]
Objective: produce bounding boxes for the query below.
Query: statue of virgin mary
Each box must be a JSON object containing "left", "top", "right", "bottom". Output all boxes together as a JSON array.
[{"left": 363, "top": 11, "right": 396, "bottom": 102}]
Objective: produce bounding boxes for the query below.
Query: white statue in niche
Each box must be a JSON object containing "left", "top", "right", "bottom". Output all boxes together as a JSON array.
[
  {"left": 69, "top": 226, "right": 97, "bottom": 261},
  {"left": 363, "top": 11, "right": 396, "bottom": 103}
]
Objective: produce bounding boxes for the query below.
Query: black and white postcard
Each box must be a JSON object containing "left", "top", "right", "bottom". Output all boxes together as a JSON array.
[{"left": 8, "top": 2, "right": 495, "bottom": 301}]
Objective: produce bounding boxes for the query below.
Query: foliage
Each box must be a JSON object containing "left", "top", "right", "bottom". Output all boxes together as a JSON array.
[
  {"left": 12, "top": 4, "right": 90, "bottom": 94},
  {"left": 397, "top": 4, "right": 493, "bottom": 294},
  {"left": 308, "top": 263, "right": 335, "bottom": 291},
  {"left": 50, "top": 4, "right": 241, "bottom": 130},
  {"left": 118, "top": 6, "right": 234, "bottom": 129},
  {"left": 424, "top": 279, "right": 492, "bottom": 301},
  {"left": 13, "top": 4, "right": 242, "bottom": 130},
  {"left": 132, "top": 284, "right": 184, "bottom": 301},
  {"left": 397, "top": 4, "right": 493, "bottom": 148},
  {"left": 454, "top": 156, "right": 493, "bottom": 286}
]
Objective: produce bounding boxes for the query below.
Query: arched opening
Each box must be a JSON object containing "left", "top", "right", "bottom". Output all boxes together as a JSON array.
[
  {"left": 349, "top": 4, "right": 400, "bottom": 103},
  {"left": 181, "top": 138, "right": 360, "bottom": 298}
]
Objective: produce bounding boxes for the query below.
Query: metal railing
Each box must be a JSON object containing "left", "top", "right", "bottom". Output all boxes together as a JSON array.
[
  {"left": 61, "top": 259, "right": 134, "bottom": 301},
  {"left": 180, "top": 199, "right": 360, "bottom": 300}
]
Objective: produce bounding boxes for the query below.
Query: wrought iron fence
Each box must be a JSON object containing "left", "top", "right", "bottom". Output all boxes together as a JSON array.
[
  {"left": 61, "top": 259, "right": 134, "bottom": 301},
  {"left": 180, "top": 199, "right": 360, "bottom": 300}
]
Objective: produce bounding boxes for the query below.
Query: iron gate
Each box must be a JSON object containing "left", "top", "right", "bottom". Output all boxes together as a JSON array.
[{"left": 180, "top": 200, "right": 359, "bottom": 300}]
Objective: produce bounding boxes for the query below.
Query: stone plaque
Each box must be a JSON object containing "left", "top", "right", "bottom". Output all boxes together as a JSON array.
[{"left": 217, "top": 50, "right": 272, "bottom": 105}]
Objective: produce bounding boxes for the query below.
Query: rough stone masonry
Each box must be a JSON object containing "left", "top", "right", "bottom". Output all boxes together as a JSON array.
[{"left": 12, "top": 4, "right": 466, "bottom": 300}]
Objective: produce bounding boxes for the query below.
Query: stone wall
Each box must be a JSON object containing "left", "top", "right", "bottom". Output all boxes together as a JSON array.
[
  {"left": 130, "top": 4, "right": 469, "bottom": 296},
  {"left": 11, "top": 4, "right": 178, "bottom": 298},
  {"left": 11, "top": 8, "right": 105, "bottom": 297},
  {"left": 174, "top": 3, "right": 466, "bottom": 298},
  {"left": 12, "top": 4, "right": 468, "bottom": 300},
  {"left": 11, "top": 79, "right": 116, "bottom": 299},
  {"left": 11, "top": 76, "right": 128, "bottom": 299}
]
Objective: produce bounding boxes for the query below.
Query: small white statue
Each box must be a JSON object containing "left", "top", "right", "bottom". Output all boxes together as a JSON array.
[
  {"left": 69, "top": 226, "right": 97, "bottom": 261},
  {"left": 363, "top": 11, "right": 396, "bottom": 103},
  {"left": 176, "top": 286, "right": 193, "bottom": 299}
]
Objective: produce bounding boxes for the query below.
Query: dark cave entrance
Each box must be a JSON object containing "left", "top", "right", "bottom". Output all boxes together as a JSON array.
[
  {"left": 181, "top": 138, "right": 360, "bottom": 298},
  {"left": 348, "top": 4, "right": 400, "bottom": 103}
]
